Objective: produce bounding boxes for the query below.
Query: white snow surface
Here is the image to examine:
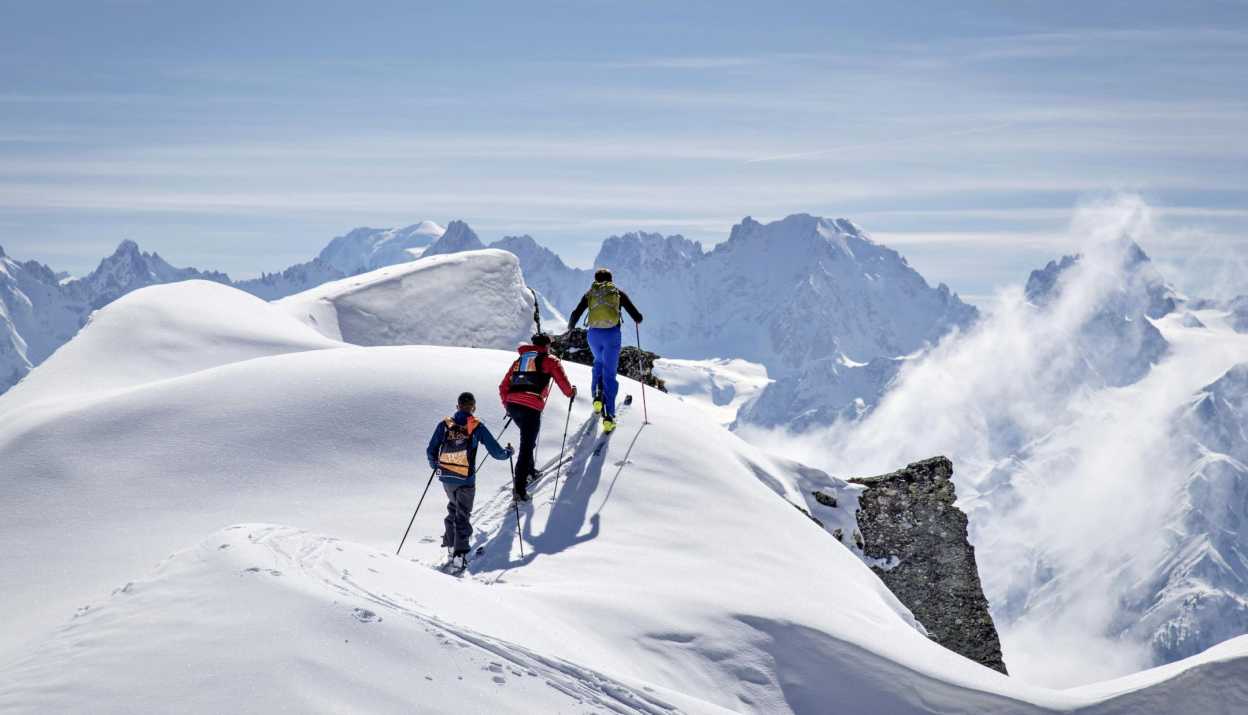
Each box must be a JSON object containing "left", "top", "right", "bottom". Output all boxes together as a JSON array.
[
  {"left": 0, "top": 280, "right": 339, "bottom": 413},
  {"left": 653, "top": 357, "right": 771, "bottom": 426},
  {"left": 279, "top": 248, "right": 535, "bottom": 349},
  {"left": 3, "top": 277, "right": 1248, "bottom": 712}
]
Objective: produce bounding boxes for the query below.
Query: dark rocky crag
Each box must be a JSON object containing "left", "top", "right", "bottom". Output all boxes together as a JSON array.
[
  {"left": 848, "top": 456, "right": 1008, "bottom": 674},
  {"left": 551, "top": 328, "right": 666, "bottom": 392}
]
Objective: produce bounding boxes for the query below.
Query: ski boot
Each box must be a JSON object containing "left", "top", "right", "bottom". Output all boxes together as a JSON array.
[
  {"left": 449, "top": 551, "right": 469, "bottom": 574},
  {"left": 602, "top": 416, "right": 617, "bottom": 434}
]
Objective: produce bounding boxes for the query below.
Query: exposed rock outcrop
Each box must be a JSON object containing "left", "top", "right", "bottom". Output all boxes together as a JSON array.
[
  {"left": 849, "top": 456, "right": 1008, "bottom": 674},
  {"left": 551, "top": 328, "right": 666, "bottom": 392}
]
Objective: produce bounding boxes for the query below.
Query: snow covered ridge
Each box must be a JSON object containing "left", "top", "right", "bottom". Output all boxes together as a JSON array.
[
  {"left": 1128, "top": 360, "right": 1248, "bottom": 663},
  {"left": 1, "top": 282, "right": 1247, "bottom": 711}
]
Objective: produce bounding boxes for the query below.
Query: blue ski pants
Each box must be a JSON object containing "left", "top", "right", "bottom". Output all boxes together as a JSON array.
[{"left": 587, "top": 326, "right": 622, "bottom": 418}]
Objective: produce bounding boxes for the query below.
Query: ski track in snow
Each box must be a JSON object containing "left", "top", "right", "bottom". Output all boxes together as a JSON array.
[{"left": 252, "top": 524, "right": 683, "bottom": 715}]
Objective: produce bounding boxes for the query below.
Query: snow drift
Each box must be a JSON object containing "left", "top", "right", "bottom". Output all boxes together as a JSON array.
[{"left": 279, "top": 248, "right": 535, "bottom": 349}]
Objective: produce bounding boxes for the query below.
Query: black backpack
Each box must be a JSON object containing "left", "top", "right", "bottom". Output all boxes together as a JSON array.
[{"left": 508, "top": 351, "right": 552, "bottom": 395}]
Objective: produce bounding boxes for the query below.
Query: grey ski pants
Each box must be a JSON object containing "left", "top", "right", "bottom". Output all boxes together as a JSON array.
[{"left": 442, "top": 483, "right": 476, "bottom": 554}]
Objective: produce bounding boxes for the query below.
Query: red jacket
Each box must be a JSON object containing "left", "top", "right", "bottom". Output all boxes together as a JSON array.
[{"left": 499, "top": 344, "right": 575, "bottom": 412}]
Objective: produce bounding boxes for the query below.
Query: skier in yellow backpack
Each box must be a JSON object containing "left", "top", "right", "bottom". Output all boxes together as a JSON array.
[{"left": 566, "top": 268, "right": 644, "bottom": 433}]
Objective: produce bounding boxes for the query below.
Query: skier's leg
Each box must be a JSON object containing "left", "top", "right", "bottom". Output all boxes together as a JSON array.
[
  {"left": 453, "top": 485, "right": 476, "bottom": 554},
  {"left": 516, "top": 407, "right": 541, "bottom": 490},
  {"left": 601, "top": 327, "right": 622, "bottom": 417},
  {"left": 442, "top": 483, "right": 457, "bottom": 548},
  {"left": 587, "top": 328, "right": 606, "bottom": 401}
]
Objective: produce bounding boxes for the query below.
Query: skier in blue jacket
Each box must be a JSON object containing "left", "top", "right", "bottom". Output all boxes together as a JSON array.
[
  {"left": 426, "top": 391, "right": 512, "bottom": 570},
  {"left": 566, "top": 268, "right": 644, "bottom": 433}
]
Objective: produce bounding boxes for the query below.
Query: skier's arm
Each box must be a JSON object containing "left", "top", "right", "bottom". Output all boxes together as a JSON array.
[
  {"left": 547, "top": 356, "right": 576, "bottom": 399},
  {"left": 566, "top": 293, "right": 589, "bottom": 328},
  {"left": 473, "top": 423, "right": 512, "bottom": 460},
  {"left": 620, "top": 291, "right": 644, "bottom": 324},
  {"left": 426, "top": 422, "right": 446, "bottom": 470},
  {"left": 498, "top": 361, "right": 516, "bottom": 407}
]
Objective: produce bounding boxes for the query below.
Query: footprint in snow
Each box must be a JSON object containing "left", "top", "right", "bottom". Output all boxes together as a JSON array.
[{"left": 351, "top": 608, "right": 382, "bottom": 623}]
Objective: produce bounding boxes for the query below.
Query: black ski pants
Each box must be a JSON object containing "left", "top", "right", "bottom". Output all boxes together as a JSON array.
[
  {"left": 442, "top": 483, "right": 476, "bottom": 554},
  {"left": 506, "top": 403, "right": 543, "bottom": 495}
]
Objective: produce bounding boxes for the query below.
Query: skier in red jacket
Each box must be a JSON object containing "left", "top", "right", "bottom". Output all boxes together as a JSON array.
[{"left": 498, "top": 333, "right": 576, "bottom": 501}]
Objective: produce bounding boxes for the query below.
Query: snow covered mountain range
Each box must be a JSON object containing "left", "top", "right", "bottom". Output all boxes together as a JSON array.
[
  {"left": 3, "top": 251, "right": 1247, "bottom": 713},
  {"left": 0, "top": 214, "right": 974, "bottom": 414},
  {"left": 785, "top": 199, "right": 1248, "bottom": 687}
]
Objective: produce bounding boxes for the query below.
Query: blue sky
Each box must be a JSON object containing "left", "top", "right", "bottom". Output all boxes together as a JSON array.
[{"left": 2, "top": 1, "right": 1246, "bottom": 302}]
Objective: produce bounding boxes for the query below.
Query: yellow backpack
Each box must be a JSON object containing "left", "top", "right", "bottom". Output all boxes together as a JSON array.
[{"left": 585, "top": 281, "right": 621, "bottom": 328}]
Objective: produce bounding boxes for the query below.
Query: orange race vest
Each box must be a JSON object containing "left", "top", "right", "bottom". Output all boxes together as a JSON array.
[{"left": 438, "top": 416, "right": 479, "bottom": 477}]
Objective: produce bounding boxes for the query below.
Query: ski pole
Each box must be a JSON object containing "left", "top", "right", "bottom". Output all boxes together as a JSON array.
[
  {"left": 509, "top": 450, "right": 525, "bottom": 558},
  {"left": 552, "top": 393, "right": 573, "bottom": 501},
  {"left": 396, "top": 467, "right": 437, "bottom": 555},
  {"left": 635, "top": 321, "right": 649, "bottom": 424}
]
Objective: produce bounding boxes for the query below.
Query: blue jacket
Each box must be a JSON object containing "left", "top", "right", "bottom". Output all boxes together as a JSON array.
[{"left": 427, "top": 410, "right": 510, "bottom": 486}]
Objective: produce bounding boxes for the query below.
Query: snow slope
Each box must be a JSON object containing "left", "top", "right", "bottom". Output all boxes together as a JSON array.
[
  {"left": 0, "top": 240, "right": 232, "bottom": 394},
  {"left": 3, "top": 274, "right": 1248, "bottom": 712},
  {"left": 654, "top": 357, "right": 771, "bottom": 426},
  {"left": 279, "top": 249, "right": 535, "bottom": 349}
]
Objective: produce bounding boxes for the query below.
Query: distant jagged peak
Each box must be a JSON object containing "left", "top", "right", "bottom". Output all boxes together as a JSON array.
[
  {"left": 1025, "top": 238, "right": 1179, "bottom": 319},
  {"left": 423, "top": 219, "right": 485, "bottom": 257},
  {"left": 491, "top": 233, "right": 543, "bottom": 253},
  {"left": 112, "top": 238, "right": 141, "bottom": 256},
  {"left": 593, "top": 230, "right": 703, "bottom": 274},
  {"left": 717, "top": 214, "right": 879, "bottom": 263},
  {"left": 490, "top": 234, "right": 570, "bottom": 269}
]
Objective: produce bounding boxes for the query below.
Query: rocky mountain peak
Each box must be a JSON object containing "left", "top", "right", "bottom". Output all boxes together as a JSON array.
[
  {"left": 593, "top": 231, "right": 703, "bottom": 275},
  {"left": 113, "top": 239, "right": 141, "bottom": 257},
  {"left": 1025, "top": 239, "right": 1178, "bottom": 319},
  {"left": 423, "top": 220, "right": 485, "bottom": 257}
]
